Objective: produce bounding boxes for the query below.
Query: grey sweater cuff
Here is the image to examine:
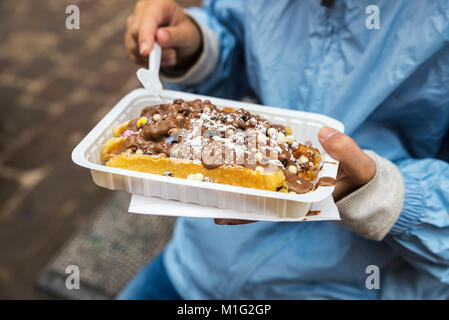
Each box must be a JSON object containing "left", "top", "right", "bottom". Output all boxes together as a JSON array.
[
  {"left": 160, "top": 10, "right": 220, "bottom": 85},
  {"left": 336, "top": 150, "right": 405, "bottom": 241}
]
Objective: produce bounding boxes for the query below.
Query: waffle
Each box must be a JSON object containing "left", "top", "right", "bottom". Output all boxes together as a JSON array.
[{"left": 101, "top": 99, "right": 322, "bottom": 193}]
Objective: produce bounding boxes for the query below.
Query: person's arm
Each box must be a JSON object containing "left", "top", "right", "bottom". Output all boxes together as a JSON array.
[
  {"left": 335, "top": 151, "right": 404, "bottom": 241},
  {"left": 161, "top": 2, "right": 250, "bottom": 99},
  {"left": 216, "top": 127, "right": 449, "bottom": 285},
  {"left": 335, "top": 149, "right": 449, "bottom": 284},
  {"left": 385, "top": 158, "right": 449, "bottom": 283},
  {"left": 158, "top": 9, "right": 220, "bottom": 87},
  {"left": 125, "top": 0, "right": 202, "bottom": 70},
  {"left": 125, "top": 0, "right": 248, "bottom": 100},
  {"left": 216, "top": 127, "right": 379, "bottom": 225}
]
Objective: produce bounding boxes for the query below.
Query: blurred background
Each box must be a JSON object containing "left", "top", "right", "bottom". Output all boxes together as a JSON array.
[{"left": 0, "top": 0, "right": 200, "bottom": 299}]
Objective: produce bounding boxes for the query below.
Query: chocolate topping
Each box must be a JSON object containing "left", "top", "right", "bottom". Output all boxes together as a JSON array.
[
  {"left": 306, "top": 210, "right": 321, "bottom": 216},
  {"left": 316, "top": 177, "right": 336, "bottom": 187},
  {"left": 285, "top": 172, "right": 314, "bottom": 193},
  {"left": 120, "top": 99, "right": 321, "bottom": 193}
]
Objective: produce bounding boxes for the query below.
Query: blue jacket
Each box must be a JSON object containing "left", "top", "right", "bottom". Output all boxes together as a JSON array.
[{"left": 163, "top": 0, "right": 449, "bottom": 299}]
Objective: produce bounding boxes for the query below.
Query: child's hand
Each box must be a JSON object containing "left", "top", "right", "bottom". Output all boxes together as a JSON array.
[
  {"left": 125, "top": 0, "right": 202, "bottom": 68},
  {"left": 214, "top": 127, "right": 377, "bottom": 225},
  {"left": 317, "top": 126, "right": 376, "bottom": 201}
]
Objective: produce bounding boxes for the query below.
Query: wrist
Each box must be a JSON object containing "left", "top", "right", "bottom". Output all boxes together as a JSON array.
[{"left": 335, "top": 151, "right": 405, "bottom": 241}]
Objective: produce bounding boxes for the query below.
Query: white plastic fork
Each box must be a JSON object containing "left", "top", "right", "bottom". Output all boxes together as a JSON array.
[{"left": 136, "top": 43, "right": 164, "bottom": 103}]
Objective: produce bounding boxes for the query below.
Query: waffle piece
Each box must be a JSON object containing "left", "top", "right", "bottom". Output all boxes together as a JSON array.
[{"left": 101, "top": 99, "right": 322, "bottom": 193}]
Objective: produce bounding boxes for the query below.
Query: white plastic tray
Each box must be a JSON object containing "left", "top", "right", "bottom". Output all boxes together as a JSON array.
[{"left": 72, "top": 88, "right": 344, "bottom": 219}]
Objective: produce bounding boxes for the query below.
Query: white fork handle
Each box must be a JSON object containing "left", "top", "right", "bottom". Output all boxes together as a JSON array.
[{"left": 136, "top": 43, "right": 163, "bottom": 100}]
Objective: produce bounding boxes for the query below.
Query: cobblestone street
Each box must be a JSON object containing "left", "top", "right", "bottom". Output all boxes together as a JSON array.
[{"left": 0, "top": 0, "right": 198, "bottom": 299}]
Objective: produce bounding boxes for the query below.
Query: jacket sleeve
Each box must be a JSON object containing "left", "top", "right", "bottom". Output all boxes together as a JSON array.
[
  {"left": 385, "top": 157, "right": 449, "bottom": 284},
  {"left": 336, "top": 151, "right": 449, "bottom": 284},
  {"left": 162, "top": 1, "right": 251, "bottom": 100}
]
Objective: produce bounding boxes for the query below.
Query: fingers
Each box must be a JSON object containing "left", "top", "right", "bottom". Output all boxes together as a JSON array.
[
  {"left": 318, "top": 126, "right": 376, "bottom": 183},
  {"left": 125, "top": 0, "right": 201, "bottom": 67},
  {"left": 125, "top": 2, "right": 148, "bottom": 63},
  {"left": 138, "top": 18, "right": 158, "bottom": 55},
  {"left": 128, "top": 2, "right": 145, "bottom": 40},
  {"left": 127, "top": 0, "right": 172, "bottom": 58},
  {"left": 125, "top": 31, "right": 147, "bottom": 66},
  {"left": 214, "top": 219, "right": 256, "bottom": 225},
  {"left": 124, "top": 29, "right": 137, "bottom": 55},
  {"left": 137, "top": 0, "right": 173, "bottom": 56}
]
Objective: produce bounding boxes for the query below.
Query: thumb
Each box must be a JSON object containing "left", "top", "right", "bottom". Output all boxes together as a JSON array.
[
  {"left": 156, "top": 19, "right": 199, "bottom": 50},
  {"left": 318, "top": 126, "right": 375, "bottom": 182}
]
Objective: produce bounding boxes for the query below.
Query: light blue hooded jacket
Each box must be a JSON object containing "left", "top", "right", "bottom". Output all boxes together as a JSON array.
[{"left": 162, "top": 0, "right": 449, "bottom": 299}]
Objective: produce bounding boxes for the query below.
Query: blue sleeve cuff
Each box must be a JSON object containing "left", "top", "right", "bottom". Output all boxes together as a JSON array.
[{"left": 388, "top": 173, "right": 425, "bottom": 237}]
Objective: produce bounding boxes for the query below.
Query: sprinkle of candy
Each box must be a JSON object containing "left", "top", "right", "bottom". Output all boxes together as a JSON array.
[
  {"left": 137, "top": 117, "right": 148, "bottom": 128},
  {"left": 299, "top": 155, "right": 309, "bottom": 165},
  {"left": 267, "top": 128, "right": 276, "bottom": 137},
  {"left": 288, "top": 165, "right": 298, "bottom": 174},
  {"left": 277, "top": 132, "right": 286, "bottom": 144},
  {"left": 122, "top": 130, "right": 134, "bottom": 137}
]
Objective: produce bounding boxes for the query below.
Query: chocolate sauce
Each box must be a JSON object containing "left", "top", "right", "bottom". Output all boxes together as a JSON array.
[
  {"left": 306, "top": 210, "right": 321, "bottom": 216},
  {"left": 316, "top": 177, "right": 336, "bottom": 187},
  {"left": 119, "top": 99, "right": 321, "bottom": 193},
  {"left": 285, "top": 172, "right": 314, "bottom": 193}
]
